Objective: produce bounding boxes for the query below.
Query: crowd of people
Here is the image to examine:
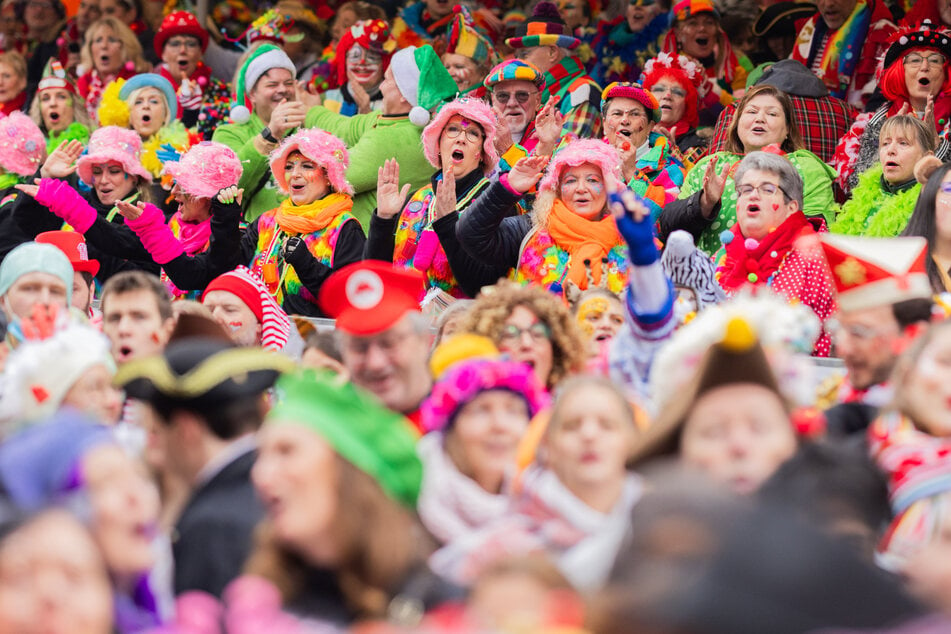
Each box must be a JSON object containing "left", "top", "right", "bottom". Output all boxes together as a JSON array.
[{"left": 5, "top": 0, "right": 951, "bottom": 631}]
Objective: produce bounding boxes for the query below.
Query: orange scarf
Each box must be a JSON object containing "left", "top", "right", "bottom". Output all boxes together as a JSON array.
[
  {"left": 275, "top": 193, "right": 353, "bottom": 235},
  {"left": 546, "top": 200, "right": 623, "bottom": 289}
]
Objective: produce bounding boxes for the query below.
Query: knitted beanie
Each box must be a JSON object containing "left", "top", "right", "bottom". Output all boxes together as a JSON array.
[
  {"left": 0, "top": 243, "right": 73, "bottom": 306},
  {"left": 661, "top": 230, "right": 725, "bottom": 310},
  {"left": 202, "top": 266, "right": 293, "bottom": 352},
  {"left": 230, "top": 44, "right": 296, "bottom": 124},
  {"left": 267, "top": 369, "right": 423, "bottom": 507}
]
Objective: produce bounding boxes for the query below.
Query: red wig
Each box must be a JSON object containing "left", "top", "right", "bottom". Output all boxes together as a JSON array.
[
  {"left": 880, "top": 45, "right": 951, "bottom": 126},
  {"left": 642, "top": 68, "right": 699, "bottom": 136}
]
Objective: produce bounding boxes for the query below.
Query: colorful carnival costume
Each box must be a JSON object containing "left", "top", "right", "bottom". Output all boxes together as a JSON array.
[
  {"left": 830, "top": 165, "right": 921, "bottom": 238},
  {"left": 591, "top": 10, "right": 671, "bottom": 86},
  {"left": 320, "top": 19, "right": 393, "bottom": 117}
]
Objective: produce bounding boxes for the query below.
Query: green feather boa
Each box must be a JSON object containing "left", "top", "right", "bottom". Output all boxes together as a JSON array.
[
  {"left": 46, "top": 122, "right": 90, "bottom": 155},
  {"left": 830, "top": 165, "right": 920, "bottom": 237}
]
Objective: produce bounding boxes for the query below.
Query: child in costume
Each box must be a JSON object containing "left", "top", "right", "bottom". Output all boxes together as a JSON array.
[{"left": 832, "top": 115, "right": 937, "bottom": 238}]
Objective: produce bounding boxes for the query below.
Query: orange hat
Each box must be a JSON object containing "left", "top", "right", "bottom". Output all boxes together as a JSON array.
[
  {"left": 35, "top": 231, "right": 99, "bottom": 276},
  {"left": 820, "top": 234, "right": 932, "bottom": 313},
  {"left": 318, "top": 261, "right": 425, "bottom": 336}
]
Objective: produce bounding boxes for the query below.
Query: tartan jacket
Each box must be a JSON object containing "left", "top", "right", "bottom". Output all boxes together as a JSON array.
[{"left": 707, "top": 94, "right": 858, "bottom": 164}]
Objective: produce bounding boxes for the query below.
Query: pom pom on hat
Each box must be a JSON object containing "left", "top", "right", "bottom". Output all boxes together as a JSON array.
[
  {"left": 230, "top": 44, "right": 295, "bottom": 124},
  {"left": 410, "top": 105, "right": 431, "bottom": 126},
  {"left": 230, "top": 104, "right": 251, "bottom": 124},
  {"left": 721, "top": 317, "right": 756, "bottom": 352}
]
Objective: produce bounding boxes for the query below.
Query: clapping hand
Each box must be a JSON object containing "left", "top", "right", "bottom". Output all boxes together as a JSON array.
[
  {"left": 506, "top": 155, "right": 549, "bottom": 194},
  {"left": 41, "top": 140, "right": 83, "bottom": 179},
  {"left": 376, "top": 159, "right": 411, "bottom": 219}
]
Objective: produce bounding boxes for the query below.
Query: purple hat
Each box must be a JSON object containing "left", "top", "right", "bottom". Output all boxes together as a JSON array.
[
  {"left": 0, "top": 412, "right": 114, "bottom": 511},
  {"left": 421, "top": 358, "right": 549, "bottom": 433},
  {"left": 163, "top": 142, "right": 243, "bottom": 199},
  {"left": 421, "top": 97, "right": 500, "bottom": 175},
  {"left": 538, "top": 138, "right": 625, "bottom": 194},
  {"left": 0, "top": 112, "right": 46, "bottom": 177},
  {"left": 269, "top": 128, "right": 353, "bottom": 196},
  {"left": 77, "top": 126, "right": 153, "bottom": 186}
]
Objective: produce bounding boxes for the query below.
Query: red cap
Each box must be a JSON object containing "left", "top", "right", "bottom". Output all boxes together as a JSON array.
[
  {"left": 319, "top": 261, "right": 425, "bottom": 336},
  {"left": 155, "top": 11, "right": 209, "bottom": 57},
  {"left": 202, "top": 272, "right": 263, "bottom": 322},
  {"left": 35, "top": 231, "right": 99, "bottom": 276}
]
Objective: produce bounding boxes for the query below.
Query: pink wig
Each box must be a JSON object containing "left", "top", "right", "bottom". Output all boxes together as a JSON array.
[
  {"left": 269, "top": 128, "right": 354, "bottom": 196},
  {"left": 421, "top": 97, "right": 500, "bottom": 175},
  {"left": 538, "top": 138, "right": 624, "bottom": 194}
]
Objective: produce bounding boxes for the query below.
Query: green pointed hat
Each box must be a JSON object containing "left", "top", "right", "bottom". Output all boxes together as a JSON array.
[{"left": 390, "top": 45, "right": 459, "bottom": 127}]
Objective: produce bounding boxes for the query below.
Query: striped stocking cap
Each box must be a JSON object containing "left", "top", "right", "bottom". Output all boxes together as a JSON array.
[{"left": 202, "top": 266, "right": 292, "bottom": 352}]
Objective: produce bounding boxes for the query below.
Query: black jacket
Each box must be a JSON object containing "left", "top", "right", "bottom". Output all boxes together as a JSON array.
[
  {"left": 365, "top": 170, "right": 511, "bottom": 297},
  {"left": 658, "top": 189, "right": 720, "bottom": 245},
  {"left": 455, "top": 180, "right": 532, "bottom": 270},
  {"left": 173, "top": 448, "right": 263, "bottom": 598}
]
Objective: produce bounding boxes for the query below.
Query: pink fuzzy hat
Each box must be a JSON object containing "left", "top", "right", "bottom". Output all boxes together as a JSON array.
[
  {"left": 538, "top": 138, "right": 624, "bottom": 194},
  {"left": 421, "top": 357, "right": 549, "bottom": 433},
  {"left": 163, "top": 142, "right": 243, "bottom": 199},
  {"left": 0, "top": 112, "right": 46, "bottom": 177},
  {"left": 421, "top": 97, "right": 499, "bottom": 174},
  {"left": 77, "top": 126, "right": 152, "bottom": 186},
  {"left": 269, "top": 128, "right": 353, "bottom": 196}
]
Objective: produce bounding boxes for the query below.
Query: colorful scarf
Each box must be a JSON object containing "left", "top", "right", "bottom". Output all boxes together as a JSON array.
[
  {"left": 792, "top": 0, "right": 870, "bottom": 98},
  {"left": 168, "top": 212, "right": 211, "bottom": 256},
  {"left": 717, "top": 210, "right": 812, "bottom": 292},
  {"left": 831, "top": 165, "right": 920, "bottom": 237},
  {"left": 541, "top": 56, "right": 593, "bottom": 113},
  {"left": 547, "top": 200, "right": 624, "bottom": 289},
  {"left": 0, "top": 91, "right": 26, "bottom": 116},
  {"left": 275, "top": 193, "right": 353, "bottom": 235}
]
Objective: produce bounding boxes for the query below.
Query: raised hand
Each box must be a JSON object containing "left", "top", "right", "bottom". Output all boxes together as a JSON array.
[
  {"left": 506, "top": 154, "right": 550, "bottom": 193},
  {"left": 116, "top": 199, "right": 146, "bottom": 220},
  {"left": 700, "top": 156, "right": 728, "bottom": 218},
  {"left": 268, "top": 99, "right": 308, "bottom": 139},
  {"left": 14, "top": 178, "right": 40, "bottom": 198},
  {"left": 41, "top": 140, "right": 83, "bottom": 179},
  {"left": 432, "top": 155, "right": 457, "bottom": 221},
  {"left": 295, "top": 80, "right": 322, "bottom": 109},
  {"left": 347, "top": 70, "right": 372, "bottom": 114},
  {"left": 612, "top": 133, "right": 638, "bottom": 182},
  {"left": 534, "top": 96, "right": 565, "bottom": 148},
  {"left": 494, "top": 120, "right": 514, "bottom": 156},
  {"left": 217, "top": 186, "right": 243, "bottom": 205},
  {"left": 376, "top": 158, "right": 411, "bottom": 219}
]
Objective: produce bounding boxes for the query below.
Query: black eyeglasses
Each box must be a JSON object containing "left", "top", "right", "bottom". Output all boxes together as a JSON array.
[{"left": 493, "top": 90, "right": 536, "bottom": 104}]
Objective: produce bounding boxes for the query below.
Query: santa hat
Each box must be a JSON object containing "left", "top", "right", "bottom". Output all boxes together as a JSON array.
[
  {"left": 661, "top": 230, "right": 725, "bottom": 310},
  {"left": 318, "top": 261, "right": 425, "bottom": 336},
  {"left": 819, "top": 235, "right": 933, "bottom": 313},
  {"left": 202, "top": 266, "right": 293, "bottom": 352},
  {"left": 230, "top": 43, "right": 296, "bottom": 124},
  {"left": 389, "top": 45, "right": 459, "bottom": 127}
]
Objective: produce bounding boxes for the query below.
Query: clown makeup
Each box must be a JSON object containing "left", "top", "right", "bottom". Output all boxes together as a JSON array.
[
  {"left": 129, "top": 87, "right": 168, "bottom": 140},
  {"left": 284, "top": 151, "right": 331, "bottom": 205},
  {"left": 91, "top": 161, "right": 135, "bottom": 206},
  {"left": 0, "top": 62, "right": 24, "bottom": 104},
  {"left": 346, "top": 44, "right": 383, "bottom": 91},
  {"left": 603, "top": 96, "right": 652, "bottom": 150},
  {"left": 880, "top": 126, "right": 928, "bottom": 185},
  {"left": 627, "top": 0, "right": 658, "bottom": 33},
  {"left": 677, "top": 13, "right": 718, "bottom": 61},
  {"left": 560, "top": 164, "right": 608, "bottom": 220},
  {"left": 202, "top": 289, "right": 261, "bottom": 347},
  {"left": 439, "top": 114, "right": 484, "bottom": 178},
  {"left": 649, "top": 79, "right": 687, "bottom": 127},
  {"left": 576, "top": 295, "right": 624, "bottom": 343},
  {"left": 442, "top": 52, "right": 480, "bottom": 92},
  {"left": 89, "top": 25, "right": 124, "bottom": 76},
  {"left": 171, "top": 183, "right": 212, "bottom": 223},
  {"left": 39, "top": 88, "right": 74, "bottom": 133}
]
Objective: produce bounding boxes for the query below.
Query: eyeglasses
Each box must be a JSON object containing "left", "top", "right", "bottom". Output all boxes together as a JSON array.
[
  {"left": 825, "top": 319, "right": 886, "bottom": 343},
  {"left": 443, "top": 123, "right": 483, "bottom": 143},
  {"left": 165, "top": 37, "right": 201, "bottom": 50},
  {"left": 493, "top": 90, "right": 536, "bottom": 105},
  {"left": 650, "top": 84, "right": 687, "bottom": 99},
  {"left": 346, "top": 47, "right": 382, "bottom": 65},
  {"left": 736, "top": 182, "right": 787, "bottom": 198},
  {"left": 499, "top": 322, "right": 551, "bottom": 343},
  {"left": 904, "top": 53, "right": 946, "bottom": 68}
]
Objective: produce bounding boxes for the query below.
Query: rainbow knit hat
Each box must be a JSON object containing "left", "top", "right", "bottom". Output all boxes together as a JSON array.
[
  {"left": 484, "top": 59, "right": 544, "bottom": 89},
  {"left": 505, "top": 1, "right": 580, "bottom": 50},
  {"left": 446, "top": 5, "right": 497, "bottom": 66}
]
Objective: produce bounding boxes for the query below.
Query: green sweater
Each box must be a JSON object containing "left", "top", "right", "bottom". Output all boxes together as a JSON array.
[
  {"left": 304, "top": 106, "right": 435, "bottom": 230},
  {"left": 212, "top": 112, "right": 284, "bottom": 223},
  {"left": 679, "top": 149, "right": 837, "bottom": 254}
]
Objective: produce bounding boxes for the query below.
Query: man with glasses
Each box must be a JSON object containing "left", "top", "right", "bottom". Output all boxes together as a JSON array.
[
  {"left": 505, "top": 1, "right": 602, "bottom": 139},
  {"left": 819, "top": 235, "right": 934, "bottom": 435},
  {"left": 483, "top": 59, "right": 554, "bottom": 173},
  {"left": 320, "top": 261, "right": 433, "bottom": 430},
  {"left": 790, "top": 0, "right": 896, "bottom": 107},
  {"left": 154, "top": 11, "right": 231, "bottom": 136}
]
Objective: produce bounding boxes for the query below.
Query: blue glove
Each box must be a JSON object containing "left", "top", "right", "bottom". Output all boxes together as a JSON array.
[
  {"left": 609, "top": 190, "right": 658, "bottom": 266},
  {"left": 155, "top": 143, "right": 182, "bottom": 165}
]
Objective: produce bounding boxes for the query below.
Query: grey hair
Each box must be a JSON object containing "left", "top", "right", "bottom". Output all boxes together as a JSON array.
[{"left": 733, "top": 151, "right": 804, "bottom": 209}]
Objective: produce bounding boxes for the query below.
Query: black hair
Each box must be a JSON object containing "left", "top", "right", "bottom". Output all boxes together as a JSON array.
[
  {"left": 902, "top": 162, "right": 951, "bottom": 293},
  {"left": 154, "top": 394, "right": 266, "bottom": 441},
  {"left": 892, "top": 298, "right": 933, "bottom": 330}
]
